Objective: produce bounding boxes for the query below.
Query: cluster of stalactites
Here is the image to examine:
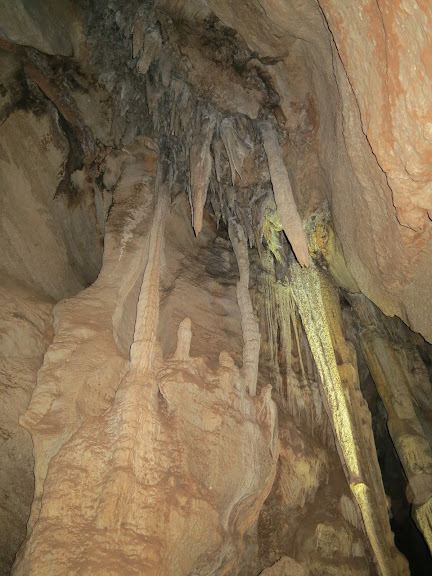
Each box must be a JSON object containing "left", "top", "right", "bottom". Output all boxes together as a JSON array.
[
  {"left": 128, "top": 15, "right": 310, "bottom": 269},
  {"left": 189, "top": 115, "right": 310, "bottom": 268},
  {"left": 254, "top": 250, "right": 335, "bottom": 446},
  {"left": 129, "top": 7, "right": 317, "bottom": 416}
]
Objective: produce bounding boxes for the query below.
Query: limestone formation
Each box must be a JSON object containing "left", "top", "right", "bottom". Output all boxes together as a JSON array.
[
  {"left": 260, "top": 556, "right": 307, "bottom": 575},
  {"left": 189, "top": 110, "right": 216, "bottom": 235},
  {"left": 351, "top": 294, "right": 432, "bottom": 554},
  {"left": 0, "top": 284, "right": 52, "bottom": 575},
  {"left": 260, "top": 120, "right": 310, "bottom": 268},
  {"left": 137, "top": 28, "right": 162, "bottom": 76},
  {"left": 220, "top": 117, "right": 249, "bottom": 185},
  {"left": 228, "top": 219, "right": 261, "bottom": 396},
  {"left": 0, "top": 1, "right": 432, "bottom": 575},
  {"left": 289, "top": 263, "right": 408, "bottom": 576}
]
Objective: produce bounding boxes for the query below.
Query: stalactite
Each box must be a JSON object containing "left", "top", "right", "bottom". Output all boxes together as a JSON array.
[
  {"left": 275, "top": 278, "right": 325, "bottom": 437},
  {"left": 189, "top": 111, "right": 216, "bottom": 235},
  {"left": 258, "top": 209, "right": 334, "bottom": 442},
  {"left": 213, "top": 138, "right": 223, "bottom": 183},
  {"left": 340, "top": 493, "right": 363, "bottom": 531},
  {"left": 251, "top": 189, "right": 269, "bottom": 255},
  {"left": 179, "top": 84, "right": 193, "bottom": 133},
  {"left": 132, "top": 20, "right": 144, "bottom": 59},
  {"left": 159, "top": 49, "right": 172, "bottom": 88},
  {"left": 274, "top": 281, "right": 292, "bottom": 386},
  {"left": 261, "top": 199, "right": 283, "bottom": 262},
  {"left": 225, "top": 185, "right": 236, "bottom": 213},
  {"left": 290, "top": 263, "right": 359, "bottom": 473},
  {"left": 220, "top": 117, "right": 248, "bottom": 185},
  {"left": 289, "top": 262, "right": 409, "bottom": 576},
  {"left": 260, "top": 120, "right": 309, "bottom": 268},
  {"left": 228, "top": 219, "right": 260, "bottom": 396},
  {"left": 169, "top": 79, "right": 183, "bottom": 135},
  {"left": 209, "top": 190, "right": 222, "bottom": 228},
  {"left": 146, "top": 72, "right": 166, "bottom": 131},
  {"left": 137, "top": 27, "right": 162, "bottom": 76},
  {"left": 258, "top": 251, "right": 278, "bottom": 378},
  {"left": 235, "top": 204, "right": 255, "bottom": 248}
]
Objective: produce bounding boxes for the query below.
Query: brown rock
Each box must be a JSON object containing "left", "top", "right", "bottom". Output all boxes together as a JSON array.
[{"left": 260, "top": 555, "right": 307, "bottom": 576}]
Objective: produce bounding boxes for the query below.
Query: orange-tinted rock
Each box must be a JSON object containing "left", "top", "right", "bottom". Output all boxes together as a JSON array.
[
  {"left": 317, "top": 0, "right": 432, "bottom": 341},
  {"left": 318, "top": 0, "right": 432, "bottom": 231}
]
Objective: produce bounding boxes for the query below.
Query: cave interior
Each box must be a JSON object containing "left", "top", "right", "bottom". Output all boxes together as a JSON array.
[{"left": 1, "top": 1, "right": 432, "bottom": 575}]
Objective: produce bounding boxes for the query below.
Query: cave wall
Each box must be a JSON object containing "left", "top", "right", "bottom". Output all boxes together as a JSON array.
[
  {"left": 0, "top": 98, "right": 103, "bottom": 574},
  {"left": 0, "top": 1, "right": 431, "bottom": 575}
]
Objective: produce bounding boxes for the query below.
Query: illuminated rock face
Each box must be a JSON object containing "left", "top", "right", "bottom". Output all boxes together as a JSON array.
[
  {"left": 289, "top": 264, "right": 408, "bottom": 576},
  {"left": 0, "top": 284, "right": 52, "bottom": 575},
  {"left": 315, "top": 0, "right": 432, "bottom": 344},
  {"left": 1, "top": 1, "right": 432, "bottom": 575},
  {"left": 318, "top": 0, "right": 432, "bottom": 233}
]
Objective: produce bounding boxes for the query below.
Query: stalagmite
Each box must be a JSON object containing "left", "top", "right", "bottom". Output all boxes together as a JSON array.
[
  {"left": 11, "top": 162, "right": 280, "bottom": 575},
  {"left": 289, "top": 262, "right": 409, "bottom": 576},
  {"left": 228, "top": 219, "right": 260, "bottom": 396},
  {"left": 260, "top": 120, "right": 309, "bottom": 267},
  {"left": 173, "top": 317, "right": 192, "bottom": 360},
  {"left": 189, "top": 112, "right": 216, "bottom": 235},
  {"left": 130, "top": 178, "right": 170, "bottom": 374},
  {"left": 220, "top": 117, "right": 248, "bottom": 185},
  {"left": 97, "top": 172, "right": 169, "bottom": 510},
  {"left": 87, "top": 171, "right": 170, "bottom": 539},
  {"left": 137, "top": 27, "right": 162, "bottom": 76}
]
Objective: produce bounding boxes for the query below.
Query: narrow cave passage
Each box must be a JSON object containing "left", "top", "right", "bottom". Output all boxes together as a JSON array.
[
  {"left": 378, "top": 408, "right": 432, "bottom": 576},
  {"left": 1, "top": 1, "right": 432, "bottom": 575}
]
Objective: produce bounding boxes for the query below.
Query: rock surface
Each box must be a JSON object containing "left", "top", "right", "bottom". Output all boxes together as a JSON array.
[
  {"left": 0, "top": 282, "right": 52, "bottom": 576},
  {"left": 1, "top": 0, "right": 432, "bottom": 574},
  {"left": 0, "top": 109, "right": 103, "bottom": 301},
  {"left": 0, "top": 103, "right": 103, "bottom": 575},
  {"left": 0, "top": 0, "right": 77, "bottom": 56},
  {"left": 12, "top": 152, "right": 279, "bottom": 574}
]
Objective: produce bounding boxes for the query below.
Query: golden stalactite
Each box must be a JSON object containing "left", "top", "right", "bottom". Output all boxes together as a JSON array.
[{"left": 288, "top": 262, "right": 409, "bottom": 576}]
